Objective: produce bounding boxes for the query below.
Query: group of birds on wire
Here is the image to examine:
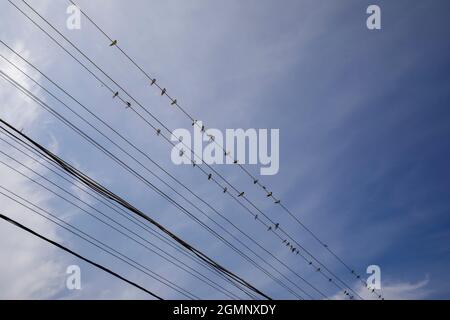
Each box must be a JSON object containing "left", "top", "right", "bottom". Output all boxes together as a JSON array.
[{"left": 0, "top": 0, "right": 385, "bottom": 300}]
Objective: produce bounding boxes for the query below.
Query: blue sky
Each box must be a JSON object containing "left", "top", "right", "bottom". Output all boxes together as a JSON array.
[{"left": 0, "top": 0, "right": 449, "bottom": 299}]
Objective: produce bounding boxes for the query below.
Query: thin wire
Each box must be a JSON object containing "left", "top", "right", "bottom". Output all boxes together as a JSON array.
[
  {"left": 7, "top": 0, "right": 359, "bottom": 299},
  {"left": 0, "top": 77, "right": 281, "bottom": 300},
  {"left": 0, "top": 132, "right": 257, "bottom": 300},
  {"left": 0, "top": 117, "right": 272, "bottom": 300},
  {"left": 0, "top": 64, "right": 308, "bottom": 299},
  {"left": 0, "top": 212, "right": 163, "bottom": 300},
  {"left": 0, "top": 45, "right": 325, "bottom": 299},
  {"left": 66, "top": 0, "right": 382, "bottom": 299},
  {"left": 0, "top": 151, "right": 243, "bottom": 300},
  {"left": 0, "top": 187, "right": 196, "bottom": 299}
]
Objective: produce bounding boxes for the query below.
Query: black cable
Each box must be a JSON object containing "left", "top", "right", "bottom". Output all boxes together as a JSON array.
[
  {"left": 0, "top": 185, "right": 199, "bottom": 300},
  {"left": 12, "top": 0, "right": 366, "bottom": 299},
  {"left": 0, "top": 212, "right": 163, "bottom": 300},
  {"left": 0, "top": 73, "right": 280, "bottom": 299},
  {"left": 0, "top": 151, "right": 243, "bottom": 300},
  {"left": 0, "top": 44, "right": 325, "bottom": 299},
  {"left": 66, "top": 0, "right": 383, "bottom": 299},
  {"left": 0, "top": 132, "right": 257, "bottom": 300},
  {"left": 5, "top": 2, "right": 352, "bottom": 299},
  {"left": 0, "top": 117, "right": 272, "bottom": 300}
]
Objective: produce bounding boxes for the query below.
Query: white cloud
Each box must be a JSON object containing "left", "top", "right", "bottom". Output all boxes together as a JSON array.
[{"left": 331, "top": 276, "right": 432, "bottom": 300}]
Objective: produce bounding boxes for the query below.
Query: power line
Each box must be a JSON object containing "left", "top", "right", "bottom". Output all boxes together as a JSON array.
[
  {"left": 7, "top": 0, "right": 361, "bottom": 299},
  {"left": 0, "top": 117, "right": 272, "bottom": 300},
  {"left": 0, "top": 132, "right": 259, "bottom": 300},
  {"left": 0, "top": 150, "right": 244, "bottom": 300},
  {"left": 0, "top": 42, "right": 327, "bottom": 299},
  {"left": 0, "top": 58, "right": 313, "bottom": 299},
  {"left": 0, "top": 212, "right": 163, "bottom": 299},
  {"left": 66, "top": 0, "right": 382, "bottom": 299}
]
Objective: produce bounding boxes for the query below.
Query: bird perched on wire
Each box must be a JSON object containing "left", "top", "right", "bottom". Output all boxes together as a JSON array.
[
  {"left": 112, "top": 91, "right": 118, "bottom": 99},
  {"left": 207, "top": 174, "right": 212, "bottom": 180},
  {"left": 150, "top": 78, "right": 156, "bottom": 86},
  {"left": 238, "top": 191, "right": 245, "bottom": 197},
  {"left": 109, "top": 40, "right": 118, "bottom": 47},
  {"left": 171, "top": 99, "right": 177, "bottom": 106},
  {"left": 266, "top": 191, "right": 273, "bottom": 197},
  {"left": 161, "top": 88, "right": 166, "bottom": 96}
]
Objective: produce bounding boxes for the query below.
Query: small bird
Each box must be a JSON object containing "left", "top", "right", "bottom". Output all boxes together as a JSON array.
[
  {"left": 192, "top": 161, "right": 196, "bottom": 167},
  {"left": 291, "top": 247, "right": 295, "bottom": 252},
  {"left": 267, "top": 226, "right": 272, "bottom": 231},
  {"left": 274, "top": 223, "right": 279, "bottom": 230},
  {"left": 223, "top": 187, "right": 227, "bottom": 193},
  {"left": 308, "top": 261, "right": 312, "bottom": 265},
  {"left": 201, "top": 125, "right": 205, "bottom": 132},
  {"left": 207, "top": 174, "right": 212, "bottom": 180},
  {"left": 161, "top": 88, "right": 166, "bottom": 96},
  {"left": 109, "top": 40, "right": 118, "bottom": 47},
  {"left": 329, "top": 278, "right": 332, "bottom": 282},
  {"left": 179, "top": 149, "right": 185, "bottom": 157},
  {"left": 316, "top": 267, "right": 321, "bottom": 272},
  {"left": 233, "top": 160, "right": 238, "bottom": 164},
  {"left": 150, "top": 78, "right": 156, "bottom": 86},
  {"left": 254, "top": 215, "right": 258, "bottom": 220},
  {"left": 156, "top": 129, "right": 161, "bottom": 136},
  {"left": 266, "top": 192, "right": 273, "bottom": 197},
  {"left": 282, "top": 239, "right": 287, "bottom": 244},
  {"left": 296, "top": 250, "right": 299, "bottom": 255},
  {"left": 112, "top": 91, "right": 119, "bottom": 99},
  {"left": 224, "top": 150, "right": 230, "bottom": 156},
  {"left": 253, "top": 179, "right": 258, "bottom": 184},
  {"left": 238, "top": 191, "right": 245, "bottom": 197},
  {"left": 274, "top": 200, "right": 281, "bottom": 204},
  {"left": 125, "top": 101, "right": 131, "bottom": 108},
  {"left": 192, "top": 120, "right": 198, "bottom": 126},
  {"left": 207, "top": 133, "right": 215, "bottom": 142},
  {"left": 171, "top": 99, "right": 177, "bottom": 106}
]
